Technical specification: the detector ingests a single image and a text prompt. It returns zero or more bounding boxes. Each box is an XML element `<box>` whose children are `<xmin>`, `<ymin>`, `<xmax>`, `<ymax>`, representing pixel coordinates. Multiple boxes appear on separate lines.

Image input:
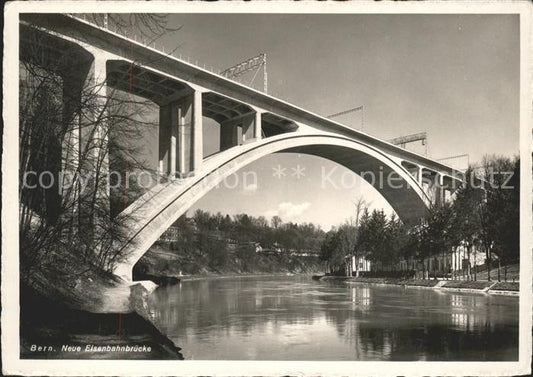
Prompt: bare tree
<box><xmin>478</xmin><ymin>155</ymin><xmax>519</xmax><ymax>281</ymax></box>
<box><xmin>19</xmin><ymin>15</ymin><xmax>175</xmax><ymax>289</ymax></box>
<box><xmin>82</xmin><ymin>13</ymin><xmax>181</xmax><ymax>45</ymax></box>
<box><xmin>353</xmin><ymin>196</ymin><xmax>369</xmax><ymax>228</ymax></box>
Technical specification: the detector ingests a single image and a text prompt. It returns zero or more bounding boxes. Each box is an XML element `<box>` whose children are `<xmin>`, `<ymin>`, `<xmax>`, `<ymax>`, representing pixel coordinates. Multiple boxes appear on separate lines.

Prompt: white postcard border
<box><xmin>3</xmin><ymin>1</ymin><xmax>532</xmax><ymax>376</ymax></box>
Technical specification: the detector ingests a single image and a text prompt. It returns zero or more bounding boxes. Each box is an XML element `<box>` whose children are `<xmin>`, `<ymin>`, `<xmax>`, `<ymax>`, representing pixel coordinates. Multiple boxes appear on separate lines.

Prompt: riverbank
<box><xmin>134</xmin><ymin>244</ymin><xmax>323</xmax><ymax>283</ymax></box>
<box><xmin>177</xmin><ymin>272</ymin><xmax>302</xmax><ymax>282</ymax></box>
<box><xmin>20</xmin><ymin>284</ymin><xmax>184</xmax><ymax>360</ymax></box>
<box><xmin>315</xmin><ymin>276</ymin><xmax>519</xmax><ymax>296</ymax></box>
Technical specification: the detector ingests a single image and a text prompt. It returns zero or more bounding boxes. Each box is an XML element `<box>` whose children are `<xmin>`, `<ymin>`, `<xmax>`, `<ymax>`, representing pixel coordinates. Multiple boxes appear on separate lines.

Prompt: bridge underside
<box><xmin>113</xmin><ymin>134</ymin><xmax>431</xmax><ymax>281</ymax></box>
<box><xmin>283</xmin><ymin>145</ymin><xmax>428</xmax><ymax>222</ymax></box>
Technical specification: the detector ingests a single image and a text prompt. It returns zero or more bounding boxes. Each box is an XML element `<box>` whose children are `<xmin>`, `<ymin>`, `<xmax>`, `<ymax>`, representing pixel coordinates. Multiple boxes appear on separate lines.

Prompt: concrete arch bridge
<box><xmin>20</xmin><ymin>14</ymin><xmax>465</xmax><ymax>281</ymax></box>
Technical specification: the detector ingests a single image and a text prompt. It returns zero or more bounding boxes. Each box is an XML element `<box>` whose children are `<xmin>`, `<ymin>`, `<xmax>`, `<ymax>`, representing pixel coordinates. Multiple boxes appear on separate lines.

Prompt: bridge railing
<box><xmin>66</xmin><ymin>13</ymin><xmax>265</xmax><ymax>89</ymax></box>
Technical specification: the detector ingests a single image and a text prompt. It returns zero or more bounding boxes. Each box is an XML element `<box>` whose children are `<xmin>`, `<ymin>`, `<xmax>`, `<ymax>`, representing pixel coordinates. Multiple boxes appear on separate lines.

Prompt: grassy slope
<box><xmin>442</xmin><ymin>280</ymin><xmax>493</xmax><ymax>289</ymax></box>
<box><xmin>474</xmin><ymin>264</ymin><xmax>519</xmax><ymax>282</ymax></box>
<box><xmin>490</xmin><ymin>282</ymin><xmax>519</xmax><ymax>291</ymax></box>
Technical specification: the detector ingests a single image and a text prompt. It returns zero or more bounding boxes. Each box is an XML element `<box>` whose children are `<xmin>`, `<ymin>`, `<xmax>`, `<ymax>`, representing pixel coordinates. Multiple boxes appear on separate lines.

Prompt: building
<box><xmin>159</xmin><ymin>226</ymin><xmax>182</xmax><ymax>243</ymax></box>
<box><xmin>347</xmin><ymin>255</ymin><xmax>372</xmax><ymax>277</ymax></box>
<box><xmin>398</xmin><ymin>244</ymin><xmax>490</xmax><ymax>279</ymax></box>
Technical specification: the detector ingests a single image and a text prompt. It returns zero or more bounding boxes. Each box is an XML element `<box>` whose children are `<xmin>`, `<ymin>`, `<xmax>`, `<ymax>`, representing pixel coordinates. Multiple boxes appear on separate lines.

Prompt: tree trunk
<box><xmin>473</xmin><ymin>247</ymin><xmax>477</xmax><ymax>281</ymax></box>
<box><xmin>497</xmin><ymin>259</ymin><xmax>501</xmax><ymax>282</ymax></box>
<box><xmin>455</xmin><ymin>249</ymin><xmax>458</xmax><ymax>280</ymax></box>
<box><xmin>467</xmin><ymin>246</ymin><xmax>471</xmax><ymax>281</ymax></box>
<box><xmin>452</xmin><ymin>250</ymin><xmax>456</xmax><ymax>280</ymax></box>
<box><xmin>344</xmin><ymin>261</ymin><xmax>351</xmax><ymax>276</ymax></box>
<box><xmin>441</xmin><ymin>251</ymin><xmax>444</xmax><ymax>279</ymax></box>
<box><xmin>462</xmin><ymin>248</ymin><xmax>465</xmax><ymax>281</ymax></box>
<box><xmin>454</xmin><ymin>249</ymin><xmax>458</xmax><ymax>280</ymax></box>
<box><xmin>504</xmin><ymin>264</ymin><xmax>508</xmax><ymax>282</ymax></box>
<box><xmin>486</xmin><ymin>247</ymin><xmax>491</xmax><ymax>282</ymax></box>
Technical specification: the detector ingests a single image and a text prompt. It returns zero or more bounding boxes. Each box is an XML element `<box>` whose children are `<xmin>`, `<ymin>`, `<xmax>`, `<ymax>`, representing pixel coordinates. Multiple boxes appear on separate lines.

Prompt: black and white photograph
<box><xmin>2</xmin><ymin>1</ymin><xmax>532</xmax><ymax>376</ymax></box>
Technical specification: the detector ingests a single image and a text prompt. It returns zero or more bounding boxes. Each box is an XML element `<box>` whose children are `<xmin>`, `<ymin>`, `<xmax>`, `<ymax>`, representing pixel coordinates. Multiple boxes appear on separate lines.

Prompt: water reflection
<box><xmin>351</xmin><ymin>286</ymin><xmax>371</xmax><ymax>310</ymax></box>
<box><xmin>147</xmin><ymin>276</ymin><xmax>518</xmax><ymax>360</ymax></box>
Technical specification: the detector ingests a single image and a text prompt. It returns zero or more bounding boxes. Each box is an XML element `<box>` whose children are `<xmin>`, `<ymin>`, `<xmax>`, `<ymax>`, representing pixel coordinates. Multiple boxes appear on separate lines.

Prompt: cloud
<box><xmin>264</xmin><ymin>201</ymin><xmax>311</xmax><ymax>221</ymax></box>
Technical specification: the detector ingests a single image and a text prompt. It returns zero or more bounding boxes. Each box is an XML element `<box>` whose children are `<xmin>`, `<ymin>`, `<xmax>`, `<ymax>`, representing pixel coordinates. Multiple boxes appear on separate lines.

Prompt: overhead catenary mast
<box><xmin>327</xmin><ymin>105</ymin><xmax>364</xmax><ymax>131</ymax></box>
<box><xmin>388</xmin><ymin>132</ymin><xmax>428</xmax><ymax>156</ymax></box>
<box><xmin>220</xmin><ymin>53</ymin><xmax>268</xmax><ymax>93</ymax></box>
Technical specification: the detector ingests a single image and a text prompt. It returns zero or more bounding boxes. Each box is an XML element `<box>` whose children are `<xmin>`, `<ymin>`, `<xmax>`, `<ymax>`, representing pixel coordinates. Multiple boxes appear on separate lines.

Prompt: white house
<box><xmin>347</xmin><ymin>255</ymin><xmax>372</xmax><ymax>277</ymax></box>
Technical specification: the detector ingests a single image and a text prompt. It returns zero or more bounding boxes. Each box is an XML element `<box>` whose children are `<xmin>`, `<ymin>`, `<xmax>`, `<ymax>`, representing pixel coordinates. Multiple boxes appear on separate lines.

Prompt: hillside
<box><xmin>134</xmin><ymin>243</ymin><xmax>324</xmax><ymax>279</ymax></box>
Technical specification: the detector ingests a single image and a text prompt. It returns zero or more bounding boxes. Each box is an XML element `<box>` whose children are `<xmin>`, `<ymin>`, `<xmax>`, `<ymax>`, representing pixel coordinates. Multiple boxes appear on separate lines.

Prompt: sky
<box><xmin>141</xmin><ymin>13</ymin><xmax>520</xmax><ymax>231</ymax></box>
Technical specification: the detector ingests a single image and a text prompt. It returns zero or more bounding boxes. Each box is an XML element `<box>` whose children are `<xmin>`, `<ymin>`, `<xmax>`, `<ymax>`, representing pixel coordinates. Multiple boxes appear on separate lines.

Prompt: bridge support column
<box><xmin>176</xmin><ymin>96</ymin><xmax>193</xmax><ymax>175</ymax></box>
<box><xmin>76</xmin><ymin>54</ymin><xmax>110</xmax><ymax>191</ymax></box>
<box><xmin>75</xmin><ymin>53</ymin><xmax>110</xmax><ymax>245</ymax></box>
<box><xmin>220</xmin><ymin>110</ymin><xmax>262</xmax><ymax>149</ymax></box>
<box><xmin>433</xmin><ymin>173</ymin><xmax>444</xmax><ymax>206</ymax></box>
<box><xmin>158</xmin><ymin>103</ymin><xmax>173</xmax><ymax>175</ymax></box>
<box><xmin>220</xmin><ymin>121</ymin><xmax>239</xmax><ymax>151</ymax></box>
<box><xmin>192</xmin><ymin>90</ymin><xmax>203</xmax><ymax>172</ymax></box>
<box><xmin>242</xmin><ymin>114</ymin><xmax>255</xmax><ymax>143</ymax></box>
<box><xmin>242</xmin><ymin>111</ymin><xmax>262</xmax><ymax>143</ymax></box>
<box><xmin>62</xmin><ymin>63</ymin><xmax>88</xmax><ymax>181</ymax></box>
<box><xmin>443</xmin><ymin>188</ymin><xmax>451</xmax><ymax>202</ymax></box>
<box><xmin>159</xmin><ymin>90</ymin><xmax>203</xmax><ymax>177</ymax></box>
<box><xmin>254</xmin><ymin>111</ymin><xmax>262</xmax><ymax>141</ymax></box>
<box><xmin>60</xmin><ymin>60</ymin><xmax>93</xmax><ymax>224</ymax></box>
<box><xmin>421</xmin><ymin>168</ymin><xmax>446</xmax><ymax>207</ymax></box>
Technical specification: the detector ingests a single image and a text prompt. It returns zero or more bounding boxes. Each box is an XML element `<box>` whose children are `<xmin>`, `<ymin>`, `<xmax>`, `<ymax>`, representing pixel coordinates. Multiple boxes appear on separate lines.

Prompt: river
<box><xmin>146</xmin><ymin>276</ymin><xmax>518</xmax><ymax>361</ymax></box>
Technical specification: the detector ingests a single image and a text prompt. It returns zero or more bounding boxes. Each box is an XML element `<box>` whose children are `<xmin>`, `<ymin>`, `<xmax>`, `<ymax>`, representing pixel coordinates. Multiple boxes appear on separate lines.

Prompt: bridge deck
<box><xmin>20</xmin><ymin>13</ymin><xmax>464</xmax><ymax>181</ymax></box>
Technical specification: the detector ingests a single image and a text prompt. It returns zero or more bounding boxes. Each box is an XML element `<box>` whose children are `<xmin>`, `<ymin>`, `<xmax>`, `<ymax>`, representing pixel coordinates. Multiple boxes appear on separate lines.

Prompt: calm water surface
<box><xmin>147</xmin><ymin>276</ymin><xmax>518</xmax><ymax>360</ymax></box>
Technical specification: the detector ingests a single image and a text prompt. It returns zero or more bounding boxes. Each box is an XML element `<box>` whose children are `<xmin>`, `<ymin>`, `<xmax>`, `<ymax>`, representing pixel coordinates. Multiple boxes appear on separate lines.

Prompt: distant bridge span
<box><xmin>19</xmin><ymin>14</ymin><xmax>465</xmax><ymax>281</ymax></box>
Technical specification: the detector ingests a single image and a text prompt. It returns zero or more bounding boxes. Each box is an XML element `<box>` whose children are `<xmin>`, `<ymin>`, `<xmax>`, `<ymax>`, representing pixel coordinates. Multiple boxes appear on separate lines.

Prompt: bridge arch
<box><xmin>114</xmin><ymin>132</ymin><xmax>432</xmax><ymax>281</ymax></box>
